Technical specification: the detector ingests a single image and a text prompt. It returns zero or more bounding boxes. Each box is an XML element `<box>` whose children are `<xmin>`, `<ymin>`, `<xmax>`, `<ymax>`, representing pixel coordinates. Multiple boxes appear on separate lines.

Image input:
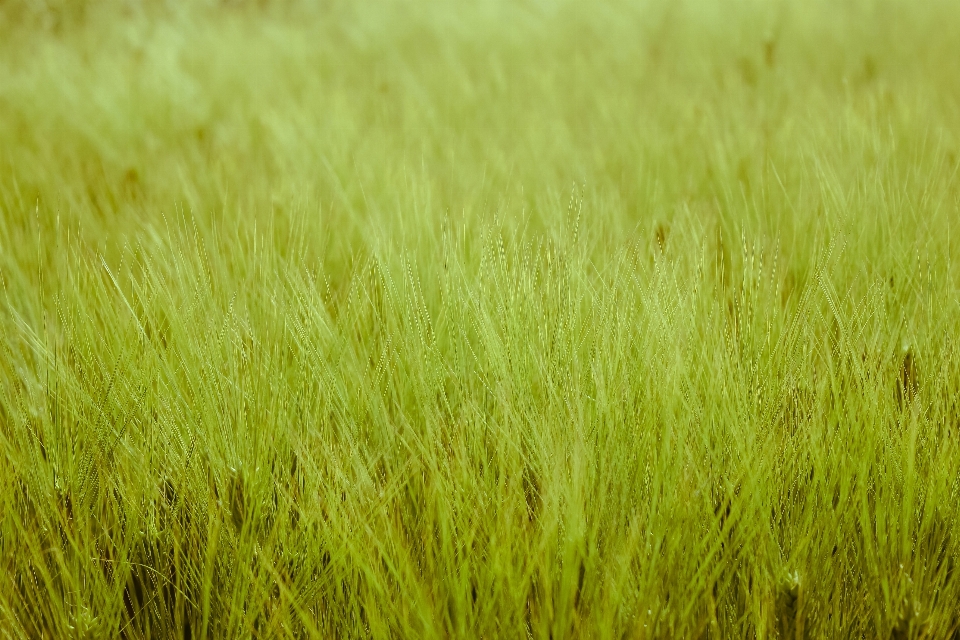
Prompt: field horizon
<box><xmin>2</xmin><ymin>1</ymin><xmax>960</xmax><ymax>637</ymax></box>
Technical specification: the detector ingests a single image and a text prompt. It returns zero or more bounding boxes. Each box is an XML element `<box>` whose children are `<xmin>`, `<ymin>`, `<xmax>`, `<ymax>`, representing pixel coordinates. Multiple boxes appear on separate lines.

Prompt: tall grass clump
<box><xmin>2</xmin><ymin>0</ymin><xmax>960</xmax><ymax>637</ymax></box>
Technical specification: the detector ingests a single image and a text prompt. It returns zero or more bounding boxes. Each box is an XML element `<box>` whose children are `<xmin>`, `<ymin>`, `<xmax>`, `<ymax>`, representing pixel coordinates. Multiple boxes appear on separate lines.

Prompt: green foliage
<box><xmin>2</xmin><ymin>0</ymin><xmax>960</xmax><ymax>637</ymax></box>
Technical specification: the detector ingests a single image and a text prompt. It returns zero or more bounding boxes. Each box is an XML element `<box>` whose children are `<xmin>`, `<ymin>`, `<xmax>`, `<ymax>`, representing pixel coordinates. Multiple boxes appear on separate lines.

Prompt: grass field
<box><xmin>2</xmin><ymin>0</ymin><xmax>960</xmax><ymax>637</ymax></box>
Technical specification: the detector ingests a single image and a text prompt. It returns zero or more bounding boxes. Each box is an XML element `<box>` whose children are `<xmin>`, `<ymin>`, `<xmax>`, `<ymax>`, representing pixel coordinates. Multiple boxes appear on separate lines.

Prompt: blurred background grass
<box><xmin>2</xmin><ymin>0</ymin><xmax>960</xmax><ymax>637</ymax></box>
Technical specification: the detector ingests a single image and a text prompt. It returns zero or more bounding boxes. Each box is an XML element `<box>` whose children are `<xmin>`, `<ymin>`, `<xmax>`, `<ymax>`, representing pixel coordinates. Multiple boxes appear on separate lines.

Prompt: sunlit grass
<box><xmin>1</xmin><ymin>0</ymin><xmax>960</xmax><ymax>637</ymax></box>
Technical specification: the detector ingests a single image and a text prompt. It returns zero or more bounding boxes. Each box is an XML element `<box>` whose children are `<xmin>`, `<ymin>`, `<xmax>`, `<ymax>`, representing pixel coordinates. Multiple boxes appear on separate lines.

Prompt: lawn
<box><xmin>1</xmin><ymin>0</ymin><xmax>960</xmax><ymax>637</ymax></box>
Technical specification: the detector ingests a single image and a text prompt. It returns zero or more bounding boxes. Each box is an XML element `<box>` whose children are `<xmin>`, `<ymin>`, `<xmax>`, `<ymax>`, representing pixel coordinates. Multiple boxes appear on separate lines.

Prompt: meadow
<box><xmin>2</xmin><ymin>0</ymin><xmax>960</xmax><ymax>637</ymax></box>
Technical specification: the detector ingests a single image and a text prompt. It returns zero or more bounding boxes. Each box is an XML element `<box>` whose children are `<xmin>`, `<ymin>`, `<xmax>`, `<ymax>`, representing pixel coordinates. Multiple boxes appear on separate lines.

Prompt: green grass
<box><xmin>2</xmin><ymin>0</ymin><xmax>960</xmax><ymax>637</ymax></box>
